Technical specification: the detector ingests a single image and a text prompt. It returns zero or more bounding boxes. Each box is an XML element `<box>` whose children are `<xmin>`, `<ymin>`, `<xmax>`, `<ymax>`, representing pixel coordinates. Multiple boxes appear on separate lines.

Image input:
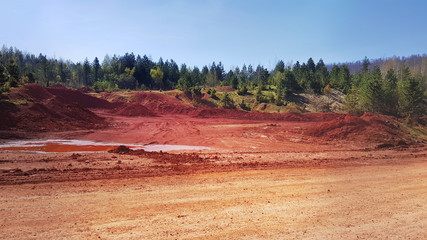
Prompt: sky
<box><xmin>2</xmin><ymin>0</ymin><xmax>427</xmax><ymax>69</ymax></box>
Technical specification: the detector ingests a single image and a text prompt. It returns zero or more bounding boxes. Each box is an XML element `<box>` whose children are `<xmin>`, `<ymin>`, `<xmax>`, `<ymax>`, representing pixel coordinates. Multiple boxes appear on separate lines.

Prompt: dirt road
<box><xmin>1</xmin><ymin>159</ymin><xmax>426</xmax><ymax>239</ymax></box>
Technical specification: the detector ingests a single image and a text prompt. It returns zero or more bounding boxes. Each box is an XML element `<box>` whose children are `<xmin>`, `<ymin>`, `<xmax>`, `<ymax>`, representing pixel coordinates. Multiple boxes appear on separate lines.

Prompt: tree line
<box><xmin>0</xmin><ymin>45</ymin><xmax>425</xmax><ymax>118</ymax></box>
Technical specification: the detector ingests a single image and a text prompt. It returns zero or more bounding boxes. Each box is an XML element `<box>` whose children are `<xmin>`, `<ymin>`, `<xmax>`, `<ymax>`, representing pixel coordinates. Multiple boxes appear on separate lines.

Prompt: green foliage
<box><xmin>362</xmin><ymin>57</ymin><xmax>370</xmax><ymax>73</ymax></box>
<box><xmin>267</xmin><ymin>92</ymin><xmax>275</xmax><ymax>103</ymax></box>
<box><xmin>239</xmin><ymin>100</ymin><xmax>251</xmax><ymax>111</ymax></box>
<box><xmin>93</xmin><ymin>57</ymin><xmax>100</xmax><ymax>83</ymax></box>
<box><xmin>398</xmin><ymin>75</ymin><xmax>425</xmax><ymax>117</ymax></box>
<box><xmin>83</xmin><ymin>58</ymin><xmax>91</xmax><ymax>86</ymax></box>
<box><xmin>93</xmin><ymin>80</ymin><xmax>118</xmax><ymax>91</ymax></box>
<box><xmin>231</xmin><ymin>75</ymin><xmax>238</xmax><ymax>89</ymax></box>
<box><xmin>330</xmin><ymin>65</ymin><xmax>351</xmax><ymax>93</ymax></box>
<box><xmin>190</xmin><ymin>87</ymin><xmax>202</xmax><ymax>102</ymax></box>
<box><xmin>255</xmin><ymin>86</ymin><xmax>264</xmax><ymax>103</ymax></box>
<box><xmin>0</xmin><ymin>57</ymin><xmax>17</xmax><ymax>93</ymax></box>
<box><xmin>117</xmin><ymin>67</ymin><xmax>137</xmax><ymax>89</ymax></box>
<box><xmin>221</xmin><ymin>92</ymin><xmax>235</xmax><ymax>109</ymax></box>
<box><xmin>382</xmin><ymin>69</ymin><xmax>398</xmax><ymax>115</ymax></box>
<box><xmin>237</xmin><ymin>85</ymin><xmax>249</xmax><ymax>95</ymax></box>
<box><xmin>345</xmin><ymin>86</ymin><xmax>363</xmax><ymax>115</ymax></box>
<box><xmin>1</xmin><ymin>81</ymin><xmax>11</xmax><ymax>93</ymax></box>
<box><xmin>207</xmin><ymin>88</ymin><xmax>218</xmax><ymax>99</ymax></box>
<box><xmin>274</xmin><ymin>60</ymin><xmax>285</xmax><ymax>73</ymax></box>
<box><xmin>359</xmin><ymin>66</ymin><xmax>384</xmax><ymax>113</ymax></box>
<box><xmin>205</xmin><ymin>71</ymin><xmax>219</xmax><ymax>87</ymax></box>
<box><xmin>150</xmin><ymin>66</ymin><xmax>164</xmax><ymax>89</ymax></box>
<box><xmin>177</xmin><ymin>72</ymin><xmax>193</xmax><ymax>93</ymax></box>
<box><xmin>1</xmin><ymin>45</ymin><xmax>427</xmax><ymax>118</ymax></box>
<box><xmin>275</xmin><ymin>88</ymin><xmax>286</xmax><ymax>106</ymax></box>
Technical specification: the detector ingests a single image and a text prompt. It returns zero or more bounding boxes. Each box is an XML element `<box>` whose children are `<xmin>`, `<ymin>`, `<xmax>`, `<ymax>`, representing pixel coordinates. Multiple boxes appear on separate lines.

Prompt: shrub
<box><xmin>239</xmin><ymin>100</ymin><xmax>251</xmax><ymax>111</ymax></box>
<box><xmin>191</xmin><ymin>87</ymin><xmax>202</xmax><ymax>102</ymax></box>
<box><xmin>93</xmin><ymin>81</ymin><xmax>118</xmax><ymax>92</ymax></box>
<box><xmin>221</xmin><ymin>92</ymin><xmax>235</xmax><ymax>109</ymax></box>
<box><xmin>237</xmin><ymin>85</ymin><xmax>248</xmax><ymax>95</ymax></box>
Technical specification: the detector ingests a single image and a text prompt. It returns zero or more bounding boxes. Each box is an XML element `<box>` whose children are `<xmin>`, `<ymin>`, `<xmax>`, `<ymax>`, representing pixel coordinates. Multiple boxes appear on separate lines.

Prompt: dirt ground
<box><xmin>0</xmin><ymin>157</ymin><xmax>426</xmax><ymax>239</ymax></box>
<box><xmin>0</xmin><ymin>86</ymin><xmax>426</xmax><ymax>239</ymax></box>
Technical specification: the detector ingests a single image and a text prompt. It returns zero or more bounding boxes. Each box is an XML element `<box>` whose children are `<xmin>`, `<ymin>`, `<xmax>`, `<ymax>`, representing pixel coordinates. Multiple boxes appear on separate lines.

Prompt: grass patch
<box><xmin>401</xmin><ymin>123</ymin><xmax>427</xmax><ymax>141</ymax></box>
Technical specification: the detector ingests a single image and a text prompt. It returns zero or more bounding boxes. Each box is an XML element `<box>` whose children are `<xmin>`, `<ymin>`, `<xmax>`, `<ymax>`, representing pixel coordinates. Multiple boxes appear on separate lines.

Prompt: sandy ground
<box><xmin>1</xmin><ymin>161</ymin><xmax>426</xmax><ymax>239</ymax></box>
<box><xmin>1</xmin><ymin>111</ymin><xmax>426</xmax><ymax>239</ymax></box>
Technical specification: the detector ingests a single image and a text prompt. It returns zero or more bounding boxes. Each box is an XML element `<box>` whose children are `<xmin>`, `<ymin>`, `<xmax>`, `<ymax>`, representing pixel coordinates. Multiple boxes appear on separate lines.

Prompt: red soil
<box><xmin>132</xmin><ymin>92</ymin><xmax>196</xmax><ymax>114</ymax></box>
<box><xmin>46</xmin><ymin>85</ymin><xmax>117</xmax><ymax>109</ymax></box>
<box><xmin>1</xmin><ymin>85</ymin><xmax>426</xmax><ymax>240</ymax></box>
<box><xmin>307</xmin><ymin>112</ymin><xmax>410</xmax><ymax>144</ymax></box>
<box><xmin>8</xmin><ymin>83</ymin><xmax>53</xmax><ymax>102</ymax></box>
<box><xmin>0</xmin><ymin>102</ymin><xmax>18</xmax><ymax>129</ymax></box>
<box><xmin>0</xmin><ymin>84</ymin><xmax>416</xmax><ymax>147</ymax></box>
<box><xmin>112</xmin><ymin>102</ymin><xmax>158</xmax><ymax>117</ymax></box>
<box><xmin>1</xmin><ymin>84</ymin><xmax>106</xmax><ymax>132</ymax></box>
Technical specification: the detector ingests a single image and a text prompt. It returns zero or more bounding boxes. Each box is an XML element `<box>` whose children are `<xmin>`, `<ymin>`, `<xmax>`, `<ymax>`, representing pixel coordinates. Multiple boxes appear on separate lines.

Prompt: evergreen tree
<box><xmin>307</xmin><ymin>57</ymin><xmax>316</xmax><ymax>73</ymax></box>
<box><xmin>177</xmin><ymin>72</ymin><xmax>193</xmax><ymax>93</ymax></box>
<box><xmin>398</xmin><ymin>75</ymin><xmax>425</xmax><ymax>117</ymax></box>
<box><xmin>339</xmin><ymin>65</ymin><xmax>351</xmax><ymax>93</ymax></box>
<box><xmin>329</xmin><ymin>65</ymin><xmax>340</xmax><ymax>89</ymax></box>
<box><xmin>83</xmin><ymin>58</ymin><xmax>91</xmax><ymax>86</ymax></box>
<box><xmin>383</xmin><ymin>69</ymin><xmax>398</xmax><ymax>115</ymax></box>
<box><xmin>274</xmin><ymin>60</ymin><xmax>285</xmax><ymax>73</ymax></box>
<box><xmin>221</xmin><ymin>92</ymin><xmax>234</xmax><ymax>109</ymax></box>
<box><xmin>360</xmin><ymin>66</ymin><xmax>383</xmax><ymax>113</ymax></box>
<box><xmin>362</xmin><ymin>57</ymin><xmax>370</xmax><ymax>73</ymax></box>
<box><xmin>315</xmin><ymin>59</ymin><xmax>329</xmax><ymax>88</ymax></box>
<box><xmin>231</xmin><ymin>74</ymin><xmax>238</xmax><ymax>89</ymax></box>
<box><xmin>93</xmin><ymin>57</ymin><xmax>100</xmax><ymax>83</ymax></box>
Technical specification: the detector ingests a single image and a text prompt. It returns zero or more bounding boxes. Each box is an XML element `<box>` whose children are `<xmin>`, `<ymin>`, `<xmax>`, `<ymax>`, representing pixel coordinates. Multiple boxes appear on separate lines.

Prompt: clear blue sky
<box><xmin>2</xmin><ymin>0</ymin><xmax>427</xmax><ymax>69</ymax></box>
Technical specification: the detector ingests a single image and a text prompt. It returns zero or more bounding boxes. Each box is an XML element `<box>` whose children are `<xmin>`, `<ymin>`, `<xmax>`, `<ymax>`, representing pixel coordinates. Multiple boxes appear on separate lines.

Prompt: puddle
<box><xmin>0</xmin><ymin>139</ymin><xmax>210</xmax><ymax>153</ymax></box>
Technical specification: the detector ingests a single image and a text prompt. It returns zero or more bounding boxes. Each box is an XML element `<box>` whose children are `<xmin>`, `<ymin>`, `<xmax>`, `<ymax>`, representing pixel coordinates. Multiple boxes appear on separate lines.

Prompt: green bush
<box><xmin>93</xmin><ymin>81</ymin><xmax>118</xmax><ymax>91</ymax></box>
<box><xmin>237</xmin><ymin>85</ymin><xmax>248</xmax><ymax>95</ymax></box>
<box><xmin>239</xmin><ymin>100</ymin><xmax>251</xmax><ymax>111</ymax></box>
<box><xmin>221</xmin><ymin>92</ymin><xmax>235</xmax><ymax>109</ymax></box>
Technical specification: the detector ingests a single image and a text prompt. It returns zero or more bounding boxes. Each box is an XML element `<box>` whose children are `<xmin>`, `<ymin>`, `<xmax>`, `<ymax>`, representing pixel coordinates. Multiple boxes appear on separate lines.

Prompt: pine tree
<box><xmin>360</xmin><ymin>66</ymin><xmax>384</xmax><ymax>113</ymax></box>
<box><xmin>83</xmin><ymin>58</ymin><xmax>91</xmax><ymax>86</ymax></box>
<box><xmin>93</xmin><ymin>57</ymin><xmax>100</xmax><ymax>83</ymax></box>
<box><xmin>362</xmin><ymin>57</ymin><xmax>370</xmax><ymax>73</ymax></box>
<box><xmin>383</xmin><ymin>69</ymin><xmax>398</xmax><ymax>115</ymax></box>
<box><xmin>398</xmin><ymin>75</ymin><xmax>425</xmax><ymax>117</ymax></box>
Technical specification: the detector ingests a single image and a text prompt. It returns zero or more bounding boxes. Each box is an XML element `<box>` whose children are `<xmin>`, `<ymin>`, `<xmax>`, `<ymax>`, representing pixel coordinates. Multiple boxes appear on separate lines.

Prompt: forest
<box><xmin>0</xmin><ymin>45</ymin><xmax>425</xmax><ymax>118</ymax></box>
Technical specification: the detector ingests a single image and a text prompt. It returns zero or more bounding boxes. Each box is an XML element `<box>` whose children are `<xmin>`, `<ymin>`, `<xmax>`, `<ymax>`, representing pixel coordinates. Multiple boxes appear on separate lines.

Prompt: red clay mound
<box><xmin>0</xmin><ymin>101</ymin><xmax>18</xmax><ymax>129</ymax></box>
<box><xmin>8</xmin><ymin>83</ymin><xmax>53</xmax><ymax>102</ymax></box>
<box><xmin>112</xmin><ymin>103</ymin><xmax>158</xmax><ymax>117</ymax></box>
<box><xmin>307</xmin><ymin>112</ymin><xmax>410</xmax><ymax>145</ymax></box>
<box><xmin>1</xmin><ymin>84</ymin><xmax>106</xmax><ymax>132</ymax></box>
<box><xmin>132</xmin><ymin>92</ymin><xmax>196</xmax><ymax>114</ymax></box>
<box><xmin>5</xmin><ymin>99</ymin><xmax>106</xmax><ymax>132</ymax></box>
<box><xmin>46</xmin><ymin>85</ymin><xmax>118</xmax><ymax>109</ymax></box>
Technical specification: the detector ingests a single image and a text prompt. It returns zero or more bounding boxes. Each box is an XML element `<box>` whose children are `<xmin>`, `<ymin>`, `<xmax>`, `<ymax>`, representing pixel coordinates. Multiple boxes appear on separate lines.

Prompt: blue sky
<box><xmin>2</xmin><ymin>0</ymin><xmax>427</xmax><ymax>69</ymax></box>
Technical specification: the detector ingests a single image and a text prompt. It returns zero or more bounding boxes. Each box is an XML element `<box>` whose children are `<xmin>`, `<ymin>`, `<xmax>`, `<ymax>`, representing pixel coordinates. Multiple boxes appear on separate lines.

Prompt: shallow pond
<box><xmin>0</xmin><ymin>139</ymin><xmax>210</xmax><ymax>153</ymax></box>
